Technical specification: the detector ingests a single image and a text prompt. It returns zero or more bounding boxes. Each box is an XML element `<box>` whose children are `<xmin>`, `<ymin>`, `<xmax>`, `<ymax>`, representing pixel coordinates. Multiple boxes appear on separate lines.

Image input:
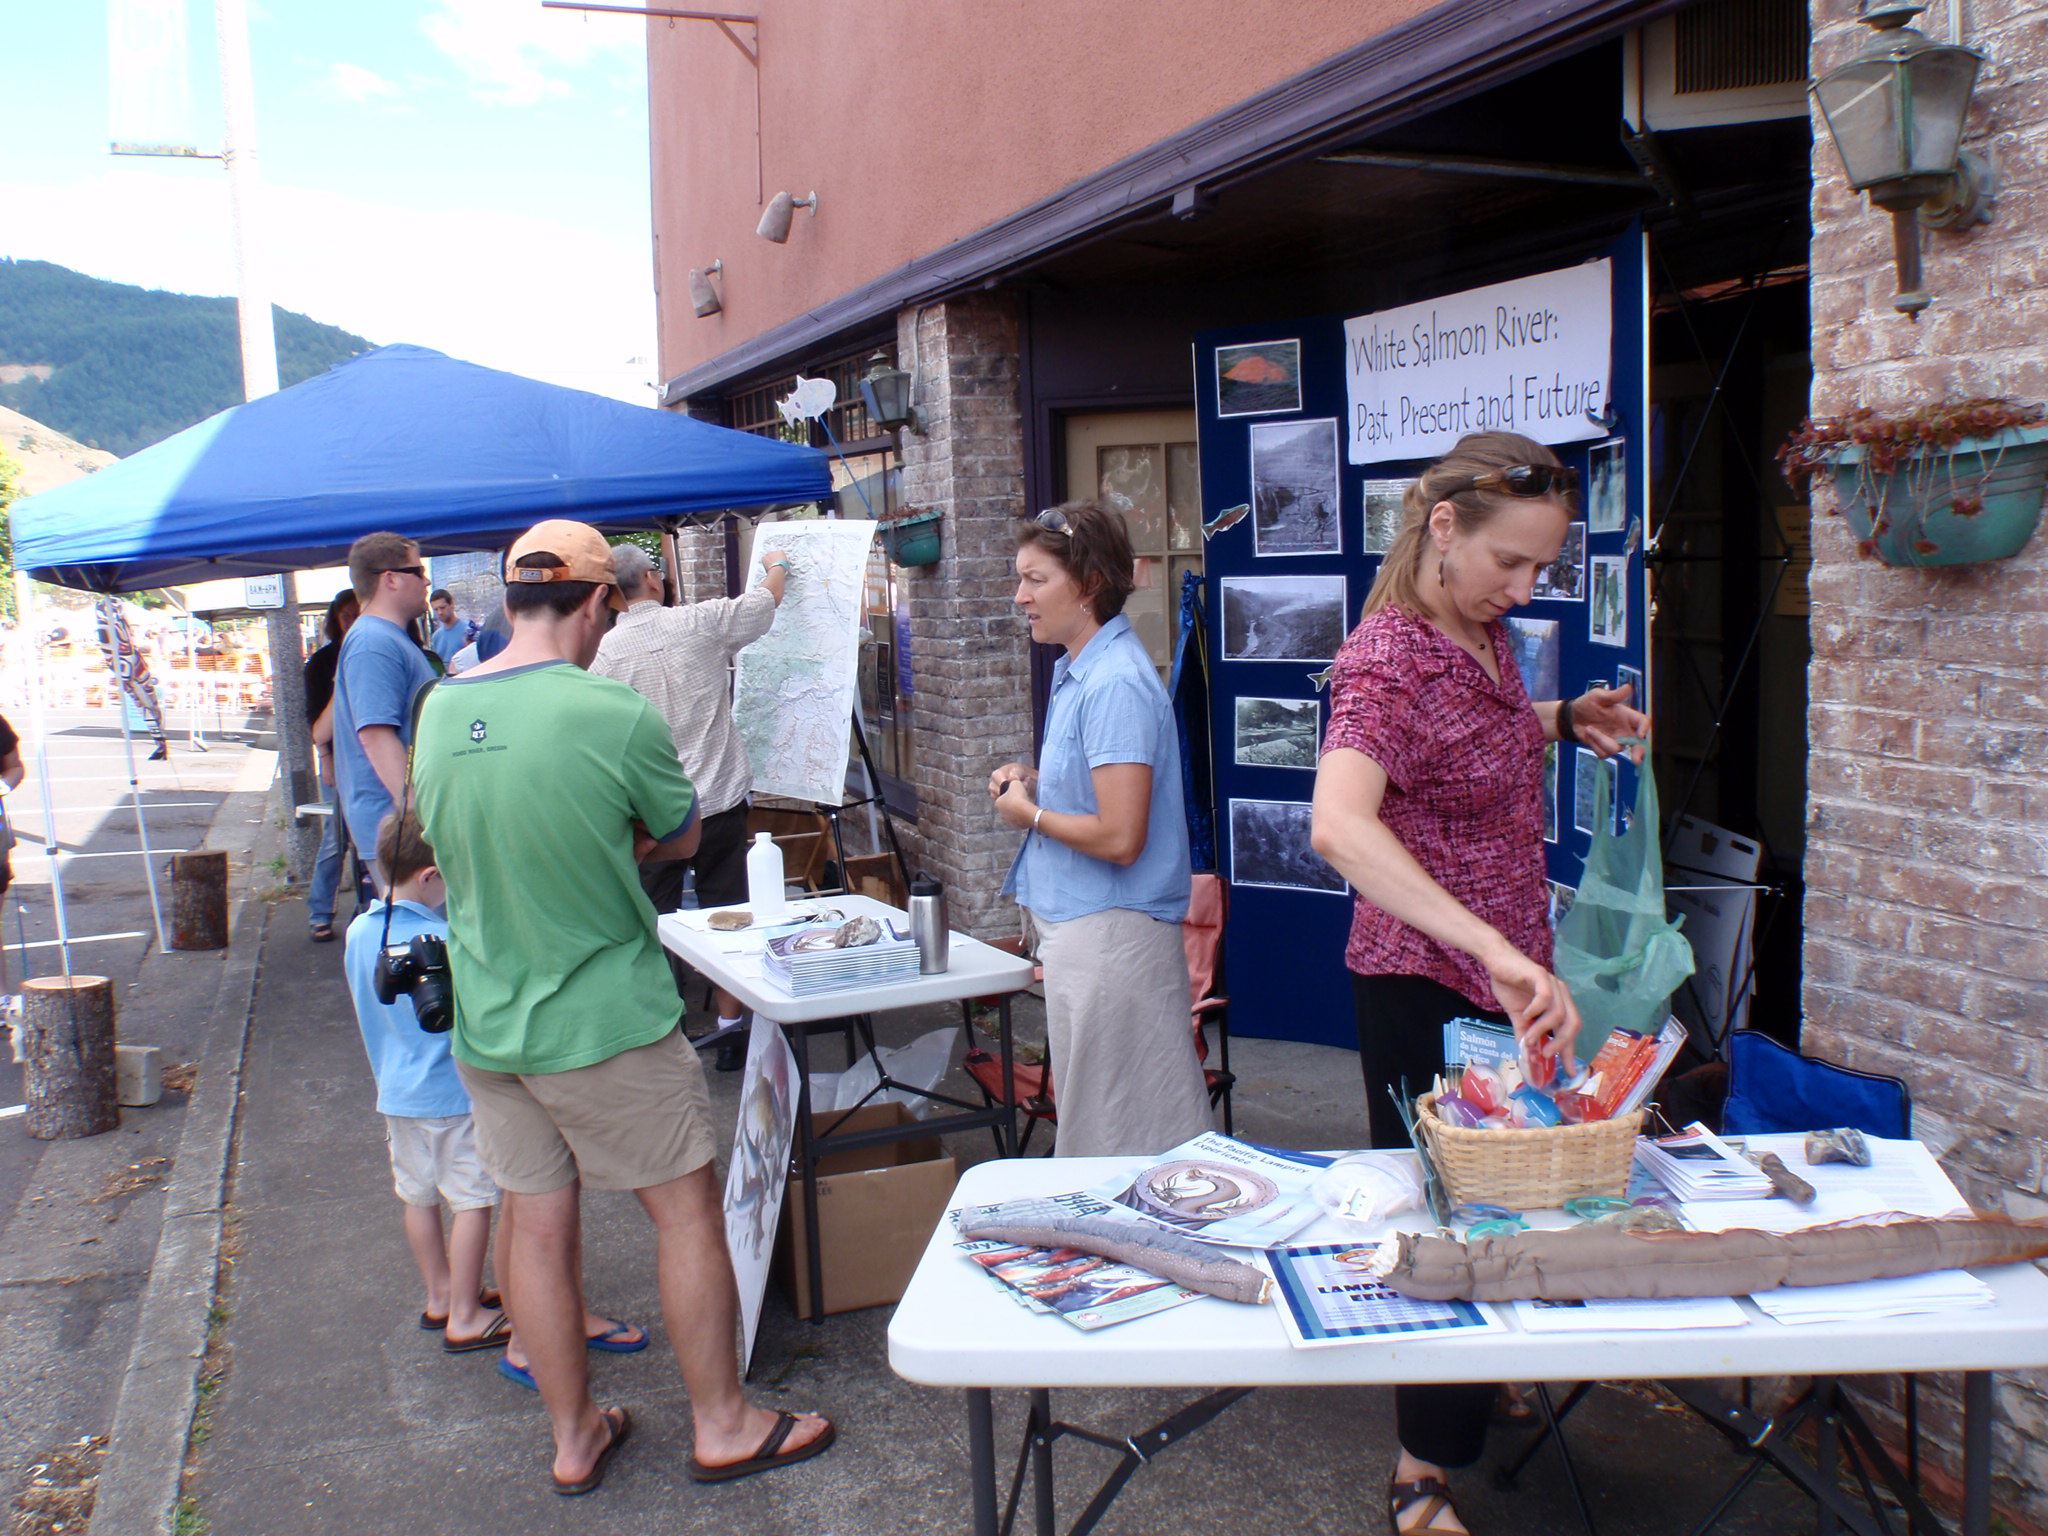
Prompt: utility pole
<box><xmin>213</xmin><ymin>0</ymin><xmax>315</xmax><ymax>864</ymax></box>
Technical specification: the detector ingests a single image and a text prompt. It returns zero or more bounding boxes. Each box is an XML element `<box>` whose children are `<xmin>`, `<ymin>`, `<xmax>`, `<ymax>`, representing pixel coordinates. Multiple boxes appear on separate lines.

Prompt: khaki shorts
<box><xmin>385</xmin><ymin>1113</ymin><xmax>500</xmax><ymax>1212</ymax></box>
<box><xmin>455</xmin><ymin>1026</ymin><xmax>716</xmax><ymax>1195</ymax></box>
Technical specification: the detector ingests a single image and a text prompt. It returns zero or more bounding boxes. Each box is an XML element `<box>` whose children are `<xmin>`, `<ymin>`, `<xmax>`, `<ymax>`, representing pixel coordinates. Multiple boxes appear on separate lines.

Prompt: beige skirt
<box><xmin>1026</xmin><ymin>905</ymin><xmax>1215</xmax><ymax>1158</ymax></box>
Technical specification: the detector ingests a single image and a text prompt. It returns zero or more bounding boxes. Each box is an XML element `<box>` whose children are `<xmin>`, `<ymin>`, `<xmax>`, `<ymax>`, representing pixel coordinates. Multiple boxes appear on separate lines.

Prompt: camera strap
<box><xmin>377</xmin><ymin>678</ymin><xmax>442</xmax><ymax>958</ymax></box>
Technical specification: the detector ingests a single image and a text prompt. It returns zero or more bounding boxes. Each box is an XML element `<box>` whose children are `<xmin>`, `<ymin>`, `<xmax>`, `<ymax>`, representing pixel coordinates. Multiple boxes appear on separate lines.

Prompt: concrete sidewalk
<box><xmin>174</xmin><ymin>896</ymin><xmax>1818</xmax><ymax>1536</ymax></box>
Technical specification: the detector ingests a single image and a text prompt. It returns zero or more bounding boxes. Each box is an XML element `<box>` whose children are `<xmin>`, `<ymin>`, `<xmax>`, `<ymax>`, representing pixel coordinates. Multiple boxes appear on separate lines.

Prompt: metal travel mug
<box><xmin>907</xmin><ymin>872</ymin><xmax>949</xmax><ymax>974</ymax></box>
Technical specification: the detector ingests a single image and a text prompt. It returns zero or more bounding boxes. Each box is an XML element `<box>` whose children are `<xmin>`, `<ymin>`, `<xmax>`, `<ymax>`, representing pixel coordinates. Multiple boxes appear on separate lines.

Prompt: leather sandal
<box><xmin>1389</xmin><ymin>1474</ymin><xmax>1465</xmax><ymax>1535</ymax></box>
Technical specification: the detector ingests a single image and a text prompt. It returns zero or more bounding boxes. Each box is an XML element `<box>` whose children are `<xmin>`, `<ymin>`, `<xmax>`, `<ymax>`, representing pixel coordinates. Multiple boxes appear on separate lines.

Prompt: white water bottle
<box><xmin>745</xmin><ymin>831</ymin><xmax>787</xmax><ymax>923</ymax></box>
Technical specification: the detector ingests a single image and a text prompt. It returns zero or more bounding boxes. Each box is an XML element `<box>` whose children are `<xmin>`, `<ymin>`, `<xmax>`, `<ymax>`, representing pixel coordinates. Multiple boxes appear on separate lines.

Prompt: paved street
<box><xmin>0</xmin><ymin>703</ymin><xmax>273</xmax><ymax>1227</ymax></box>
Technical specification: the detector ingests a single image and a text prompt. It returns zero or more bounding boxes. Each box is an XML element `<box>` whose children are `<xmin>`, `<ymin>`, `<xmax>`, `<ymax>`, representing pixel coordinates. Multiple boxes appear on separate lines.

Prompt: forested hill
<box><xmin>0</xmin><ymin>259</ymin><xmax>372</xmax><ymax>456</ymax></box>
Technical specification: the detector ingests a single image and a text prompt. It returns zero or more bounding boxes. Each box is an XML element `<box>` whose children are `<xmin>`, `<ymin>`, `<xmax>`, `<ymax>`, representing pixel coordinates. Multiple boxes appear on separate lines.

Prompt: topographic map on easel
<box><xmin>734</xmin><ymin>518</ymin><xmax>877</xmax><ymax>805</ymax></box>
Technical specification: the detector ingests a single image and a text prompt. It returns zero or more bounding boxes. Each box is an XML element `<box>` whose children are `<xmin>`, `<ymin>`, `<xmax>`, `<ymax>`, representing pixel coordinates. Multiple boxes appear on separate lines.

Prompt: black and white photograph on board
<box><xmin>1251</xmin><ymin>419</ymin><xmax>1341</xmax><ymax>556</ymax></box>
<box><xmin>1361</xmin><ymin>478</ymin><xmax>1407</xmax><ymax>555</ymax></box>
<box><xmin>1588</xmin><ymin>554</ymin><xmax>1629</xmax><ymax>645</ymax></box>
<box><xmin>1503</xmin><ymin>617</ymin><xmax>1560</xmax><ymax>704</ymax></box>
<box><xmin>1234</xmin><ymin>697</ymin><xmax>1321</xmax><ymax>769</ymax></box>
<box><xmin>1587</xmin><ymin>437</ymin><xmax>1627</xmax><ymax>534</ymax></box>
<box><xmin>1215</xmin><ymin>339</ymin><xmax>1303</xmax><ymax>418</ymax></box>
<box><xmin>1220</xmin><ymin>575</ymin><xmax>1347</xmax><ymax>661</ymax></box>
<box><xmin>1532</xmin><ymin>521</ymin><xmax>1586</xmax><ymax>601</ymax></box>
<box><xmin>1229</xmin><ymin>799</ymin><xmax>1346</xmax><ymax>894</ymax></box>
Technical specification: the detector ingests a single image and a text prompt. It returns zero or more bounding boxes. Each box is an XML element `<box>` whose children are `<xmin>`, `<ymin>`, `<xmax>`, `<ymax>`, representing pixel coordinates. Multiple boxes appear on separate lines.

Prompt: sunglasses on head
<box><xmin>1465</xmin><ymin>464</ymin><xmax>1578</xmax><ymax>499</ymax></box>
<box><xmin>1031</xmin><ymin>508</ymin><xmax>1073</xmax><ymax>535</ymax></box>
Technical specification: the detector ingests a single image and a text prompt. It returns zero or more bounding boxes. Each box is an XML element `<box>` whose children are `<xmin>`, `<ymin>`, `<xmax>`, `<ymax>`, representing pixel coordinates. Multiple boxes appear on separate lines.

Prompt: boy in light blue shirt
<box><xmin>345</xmin><ymin>810</ymin><xmax>507</xmax><ymax>1350</ymax></box>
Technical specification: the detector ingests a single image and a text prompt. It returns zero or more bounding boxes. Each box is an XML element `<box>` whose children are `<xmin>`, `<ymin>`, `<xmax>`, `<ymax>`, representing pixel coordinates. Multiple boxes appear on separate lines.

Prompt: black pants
<box><xmin>1353</xmin><ymin>971</ymin><xmax>1506</xmax><ymax>1470</ymax></box>
<box><xmin>641</xmin><ymin>803</ymin><xmax>751</xmax><ymax>1000</ymax></box>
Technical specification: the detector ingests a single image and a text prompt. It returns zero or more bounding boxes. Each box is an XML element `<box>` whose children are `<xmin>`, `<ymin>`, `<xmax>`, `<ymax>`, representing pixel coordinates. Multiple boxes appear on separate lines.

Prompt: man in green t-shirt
<box><xmin>414</xmin><ymin>520</ymin><xmax>833</xmax><ymax>1496</ymax></box>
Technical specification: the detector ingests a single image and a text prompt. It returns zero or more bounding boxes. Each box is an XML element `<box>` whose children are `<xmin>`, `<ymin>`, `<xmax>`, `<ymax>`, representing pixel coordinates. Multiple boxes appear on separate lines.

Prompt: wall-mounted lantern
<box><xmin>1811</xmin><ymin>1</ymin><xmax>1990</xmax><ymax>317</ymax></box>
<box><xmin>858</xmin><ymin>351</ymin><xmax>918</xmax><ymax>434</ymax></box>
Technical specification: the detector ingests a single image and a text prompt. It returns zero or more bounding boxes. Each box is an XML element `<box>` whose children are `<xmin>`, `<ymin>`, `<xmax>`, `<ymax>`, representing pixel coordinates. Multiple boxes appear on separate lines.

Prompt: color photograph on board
<box><xmin>1215</xmin><ymin>339</ymin><xmax>1303</xmax><ymax>418</ymax></box>
<box><xmin>1589</xmin><ymin>554</ymin><xmax>1629</xmax><ymax>645</ymax></box>
<box><xmin>1220</xmin><ymin>575</ymin><xmax>1347</xmax><ymax>662</ymax></box>
<box><xmin>1573</xmin><ymin>747</ymin><xmax>1617</xmax><ymax>836</ymax></box>
<box><xmin>1532</xmin><ymin>521</ymin><xmax>1586</xmax><ymax>601</ymax></box>
<box><xmin>1235</xmin><ymin>697</ymin><xmax>1321</xmax><ymax>769</ymax></box>
<box><xmin>1504</xmin><ymin>616</ymin><xmax>1561</xmax><ymax>703</ymax></box>
<box><xmin>1543</xmin><ymin>742</ymin><xmax>1560</xmax><ymax>844</ymax></box>
<box><xmin>1361</xmin><ymin>478</ymin><xmax>1407</xmax><ymax>555</ymax></box>
<box><xmin>1587</xmin><ymin>438</ymin><xmax>1627</xmax><ymax>533</ymax></box>
<box><xmin>1229</xmin><ymin>798</ymin><xmax>1347</xmax><ymax>893</ymax></box>
<box><xmin>1251</xmin><ymin>419</ymin><xmax>1342</xmax><ymax>556</ymax></box>
<box><xmin>1618</xmin><ymin>662</ymin><xmax>1644</xmax><ymax>707</ymax></box>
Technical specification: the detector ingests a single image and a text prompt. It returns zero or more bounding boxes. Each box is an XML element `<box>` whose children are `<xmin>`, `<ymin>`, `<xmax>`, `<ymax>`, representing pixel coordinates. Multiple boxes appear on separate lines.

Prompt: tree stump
<box><xmin>21</xmin><ymin>975</ymin><xmax>120</xmax><ymax>1139</ymax></box>
<box><xmin>170</xmin><ymin>850</ymin><xmax>229</xmax><ymax>951</ymax></box>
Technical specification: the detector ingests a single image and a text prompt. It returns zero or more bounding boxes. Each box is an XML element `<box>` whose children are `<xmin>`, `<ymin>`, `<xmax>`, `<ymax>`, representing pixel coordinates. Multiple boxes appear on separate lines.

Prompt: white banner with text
<box><xmin>1344</xmin><ymin>259</ymin><xmax>1613</xmax><ymax>464</ymax></box>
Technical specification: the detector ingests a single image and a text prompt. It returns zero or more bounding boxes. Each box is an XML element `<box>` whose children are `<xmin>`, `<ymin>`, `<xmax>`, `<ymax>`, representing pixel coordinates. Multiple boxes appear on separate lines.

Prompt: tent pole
<box><xmin>14</xmin><ymin>576</ymin><xmax>74</xmax><ymax>975</ymax></box>
<box><xmin>107</xmin><ymin>638</ymin><xmax>170</xmax><ymax>955</ymax></box>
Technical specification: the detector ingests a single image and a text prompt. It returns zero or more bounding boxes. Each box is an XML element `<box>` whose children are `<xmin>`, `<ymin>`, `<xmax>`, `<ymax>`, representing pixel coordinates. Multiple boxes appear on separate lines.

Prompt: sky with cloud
<box><xmin>1</xmin><ymin>0</ymin><xmax>659</xmax><ymax>403</ymax></box>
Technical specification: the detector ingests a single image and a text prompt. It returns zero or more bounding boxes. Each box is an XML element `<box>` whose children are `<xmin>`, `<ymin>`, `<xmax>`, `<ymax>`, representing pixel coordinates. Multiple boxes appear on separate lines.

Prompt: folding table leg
<box><xmin>1533</xmin><ymin>1382</ymin><xmax>1600</xmax><ymax>1536</ymax></box>
<box><xmin>1030</xmin><ymin>1388</ymin><xmax>1056</xmax><ymax>1536</ymax></box>
<box><xmin>968</xmin><ymin>1389</ymin><xmax>999</xmax><ymax>1536</ymax></box>
<box><xmin>1962</xmin><ymin>1372</ymin><xmax>1991</xmax><ymax>1536</ymax></box>
<box><xmin>786</xmin><ymin>1020</ymin><xmax>826</xmax><ymax>1324</ymax></box>
<box><xmin>997</xmin><ymin>995</ymin><xmax>1019</xmax><ymax>1157</ymax></box>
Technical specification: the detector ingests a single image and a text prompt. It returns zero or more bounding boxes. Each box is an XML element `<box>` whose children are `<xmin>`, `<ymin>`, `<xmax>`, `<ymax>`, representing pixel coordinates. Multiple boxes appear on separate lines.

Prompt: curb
<box><xmin>86</xmin><ymin>784</ymin><xmax>278</xmax><ymax>1536</ymax></box>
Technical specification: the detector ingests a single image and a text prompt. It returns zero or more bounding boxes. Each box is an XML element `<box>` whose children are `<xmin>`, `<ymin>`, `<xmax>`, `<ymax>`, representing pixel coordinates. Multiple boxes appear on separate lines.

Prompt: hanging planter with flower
<box><xmin>877</xmin><ymin>507</ymin><xmax>943</xmax><ymax>567</ymax></box>
<box><xmin>1778</xmin><ymin>398</ymin><xmax>2048</xmax><ymax>569</ymax></box>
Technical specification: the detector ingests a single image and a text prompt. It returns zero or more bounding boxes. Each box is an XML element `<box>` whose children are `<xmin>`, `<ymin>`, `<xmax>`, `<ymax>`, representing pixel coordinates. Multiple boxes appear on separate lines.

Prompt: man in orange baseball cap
<box><xmin>411</xmin><ymin>519</ymin><xmax>834</xmax><ymax>1496</ymax></box>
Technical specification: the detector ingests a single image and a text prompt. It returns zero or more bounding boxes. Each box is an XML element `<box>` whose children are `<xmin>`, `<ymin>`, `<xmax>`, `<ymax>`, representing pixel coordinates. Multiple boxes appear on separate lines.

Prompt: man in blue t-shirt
<box><xmin>334</xmin><ymin>531</ymin><xmax>439</xmax><ymax>886</ymax></box>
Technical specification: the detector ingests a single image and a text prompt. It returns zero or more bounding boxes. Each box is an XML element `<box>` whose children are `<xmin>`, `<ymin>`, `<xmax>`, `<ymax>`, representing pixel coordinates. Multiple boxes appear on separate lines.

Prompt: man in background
<box><xmin>592</xmin><ymin>541</ymin><xmax>789</xmax><ymax>1056</ymax></box>
<box><xmin>429</xmin><ymin>588</ymin><xmax>474</xmax><ymax>669</ymax></box>
<box><xmin>334</xmin><ymin>531</ymin><xmax>438</xmax><ymax>888</ymax></box>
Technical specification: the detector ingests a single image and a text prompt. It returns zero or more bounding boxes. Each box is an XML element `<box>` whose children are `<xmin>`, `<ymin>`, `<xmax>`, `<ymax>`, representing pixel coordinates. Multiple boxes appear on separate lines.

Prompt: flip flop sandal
<box><xmin>442</xmin><ymin>1310</ymin><xmax>512</xmax><ymax>1353</ymax></box>
<box><xmin>1492</xmin><ymin>1386</ymin><xmax>1538</xmax><ymax>1426</ymax></box>
<box><xmin>309</xmin><ymin>922</ymin><xmax>336</xmax><ymax>943</ymax></box>
<box><xmin>420</xmin><ymin>1289</ymin><xmax>504</xmax><ymax>1331</ymax></box>
<box><xmin>498</xmin><ymin>1357</ymin><xmax>537</xmax><ymax>1391</ymax></box>
<box><xmin>586</xmin><ymin>1320</ymin><xmax>648</xmax><ymax>1354</ymax></box>
<box><xmin>687</xmin><ymin>1412</ymin><xmax>835</xmax><ymax>1484</ymax></box>
<box><xmin>1388</xmin><ymin>1475</ymin><xmax>1466</xmax><ymax>1536</ymax></box>
<box><xmin>553</xmin><ymin>1406</ymin><xmax>632</xmax><ymax>1497</ymax></box>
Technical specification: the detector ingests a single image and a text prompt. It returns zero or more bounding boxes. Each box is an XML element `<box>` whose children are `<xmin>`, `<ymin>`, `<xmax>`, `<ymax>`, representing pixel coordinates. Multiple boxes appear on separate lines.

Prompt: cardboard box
<box><xmin>775</xmin><ymin>1101</ymin><xmax>958</xmax><ymax>1317</ymax></box>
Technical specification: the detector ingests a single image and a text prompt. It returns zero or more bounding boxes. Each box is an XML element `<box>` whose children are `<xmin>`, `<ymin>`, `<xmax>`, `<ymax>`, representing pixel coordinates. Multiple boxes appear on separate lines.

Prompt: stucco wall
<box><xmin>647</xmin><ymin>0</ymin><xmax>1425</xmax><ymax>381</ymax></box>
<box><xmin>1805</xmin><ymin>0</ymin><xmax>2048</xmax><ymax>1524</ymax></box>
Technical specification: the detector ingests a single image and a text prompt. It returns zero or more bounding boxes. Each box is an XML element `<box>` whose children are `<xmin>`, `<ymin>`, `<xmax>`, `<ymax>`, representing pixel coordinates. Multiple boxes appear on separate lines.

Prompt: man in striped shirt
<box><xmin>592</xmin><ymin>542</ymin><xmax>789</xmax><ymax>1046</ymax></box>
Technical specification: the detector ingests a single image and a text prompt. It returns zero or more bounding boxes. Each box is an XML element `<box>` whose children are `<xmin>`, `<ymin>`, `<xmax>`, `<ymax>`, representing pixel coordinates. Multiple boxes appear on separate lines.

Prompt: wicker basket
<box><xmin>1416</xmin><ymin>1092</ymin><xmax>1643</xmax><ymax>1209</ymax></box>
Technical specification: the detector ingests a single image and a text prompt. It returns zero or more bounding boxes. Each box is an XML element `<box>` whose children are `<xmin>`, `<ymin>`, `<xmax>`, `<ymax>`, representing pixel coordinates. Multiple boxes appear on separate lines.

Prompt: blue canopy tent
<box><xmin>14</xmin><ymin>343</ymin><xmax>830</xmax><ymax>592</ymax></box>
<box><xmin>9</xmin><ymin>343</ymin><xmax>828</xmax><ymax>972</ymax></box>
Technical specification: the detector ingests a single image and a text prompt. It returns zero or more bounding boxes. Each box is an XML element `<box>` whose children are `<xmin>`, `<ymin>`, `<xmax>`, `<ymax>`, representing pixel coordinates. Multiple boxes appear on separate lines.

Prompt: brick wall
<box><xmin>669</xmin><ymin>520</ymin><xmax>732</xmax><ymax>604</ymax></box>
<box><xmin>1806</xmin><ymin>1</ymin><xmax>2048</xmax><ymax>1523</ymax></box>
<box><xmin>891</xmin><ymin>294</ymin><xmax>1034</xmax><ymax>939</ymax></box>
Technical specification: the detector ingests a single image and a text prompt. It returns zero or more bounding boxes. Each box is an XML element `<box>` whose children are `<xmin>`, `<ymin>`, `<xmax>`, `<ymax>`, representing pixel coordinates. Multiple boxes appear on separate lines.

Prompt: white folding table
<box><xmin>891</xmin><ymin>1157</ymin><xmax>2048</xmax><ymax>1536</ymax></box>
<box><xmin>659</xmin><ymin>895</ymin><xmax>1037</xmax><ymax>1319</ymax></box>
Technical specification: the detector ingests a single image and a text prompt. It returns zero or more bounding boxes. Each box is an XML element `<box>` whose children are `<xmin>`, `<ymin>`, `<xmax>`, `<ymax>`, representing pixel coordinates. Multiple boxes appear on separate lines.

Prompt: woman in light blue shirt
<box><xmin>991</xmin><ymin>501</ymin><xmax>1211</xmax><ymax>1157</ymax></box>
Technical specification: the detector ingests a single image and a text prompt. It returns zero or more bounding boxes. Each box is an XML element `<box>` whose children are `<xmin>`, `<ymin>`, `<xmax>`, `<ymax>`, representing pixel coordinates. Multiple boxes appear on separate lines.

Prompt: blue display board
<box><xmin>1195</xmin><ymin>231</ymin><xmax>1650</xmax><ymax>1049</ymax></box>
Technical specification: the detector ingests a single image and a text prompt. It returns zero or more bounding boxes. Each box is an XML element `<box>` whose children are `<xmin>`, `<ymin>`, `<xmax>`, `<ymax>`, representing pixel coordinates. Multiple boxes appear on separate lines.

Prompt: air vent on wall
<box><xmin>1626</xmin><ymin>0</ymin><xmax>1812</xmax><ymax>131</ymax></box>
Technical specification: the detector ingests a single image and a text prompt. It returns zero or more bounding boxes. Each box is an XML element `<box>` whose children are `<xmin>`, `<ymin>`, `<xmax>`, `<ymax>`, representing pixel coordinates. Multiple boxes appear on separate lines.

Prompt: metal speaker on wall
<box><xmin>688</xmin><ymin>260</ymin><xmax>723</xmax><ymax>318</ymax></box>
<box><xmin>756</xmin><ymin>190</ymin><xmax>817</xmax><ymax>244</ymax></box>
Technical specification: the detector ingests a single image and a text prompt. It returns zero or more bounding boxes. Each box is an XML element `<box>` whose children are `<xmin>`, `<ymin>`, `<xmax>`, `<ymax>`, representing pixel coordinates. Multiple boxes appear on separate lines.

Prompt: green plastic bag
<box><xmin>1552</xmin><ymin>745</ymin><xmax>1694</xmax><ymax>1060</ymax></box>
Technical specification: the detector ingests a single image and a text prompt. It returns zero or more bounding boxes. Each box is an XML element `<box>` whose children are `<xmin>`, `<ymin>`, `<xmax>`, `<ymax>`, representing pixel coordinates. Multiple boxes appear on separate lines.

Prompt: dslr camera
<box><xmin>373</xmin><ymin>933</ymin><xmax>456</xmax><ymax>1034</ymax></box>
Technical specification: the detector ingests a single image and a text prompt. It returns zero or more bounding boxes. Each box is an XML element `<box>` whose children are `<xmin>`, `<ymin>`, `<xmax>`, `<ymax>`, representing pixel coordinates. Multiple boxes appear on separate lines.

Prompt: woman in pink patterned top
<box><xmin>1311</xmin><ymin>431</ymin><xmax>1646</xmax><ymax>1536</ymax></box>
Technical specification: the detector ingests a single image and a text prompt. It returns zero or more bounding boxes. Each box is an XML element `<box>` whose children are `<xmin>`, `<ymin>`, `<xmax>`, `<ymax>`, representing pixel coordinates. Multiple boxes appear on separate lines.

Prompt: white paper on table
<box><xmin>1680</xmin><ymin>1134</ymin><xmax>1971</xmax><ymax>1234</ymax></box>
<box><xmin>1749</xmin><ymin>1269</ymin><xmax>1994</xmax><ymax>1325</ymax></box>
<box><xmin>1511</xmin><ymin>1294</ymin><xmax>1750</xmax><ymax>1332</ymax></box>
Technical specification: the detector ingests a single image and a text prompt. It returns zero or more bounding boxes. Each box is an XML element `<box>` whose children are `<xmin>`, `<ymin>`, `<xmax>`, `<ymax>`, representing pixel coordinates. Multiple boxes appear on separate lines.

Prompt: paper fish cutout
<box><xmin>1203</xmin><ymin>503</ymin><xmax>1249</xmax><ymax>540</ymax></box>
<box><xmin>778</xmin><ymin>375</ymin><xmax>838</xmax><ymax>425</ymax></box>
<box><xmin>1306</xmin><ymin>665</ymin><xmax>1334</xmax><ymax>692</ymax></box>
